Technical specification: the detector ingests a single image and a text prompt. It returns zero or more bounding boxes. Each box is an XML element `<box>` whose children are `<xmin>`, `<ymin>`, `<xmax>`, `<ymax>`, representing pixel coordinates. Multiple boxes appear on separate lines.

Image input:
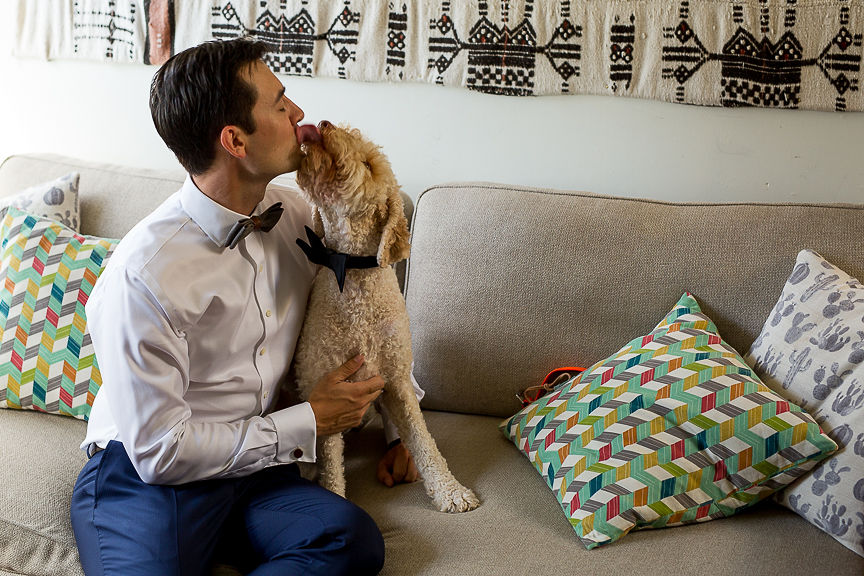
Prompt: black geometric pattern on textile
<box><xmin>386</xmin><ymin>3</ymin><xmax>408</xmax><ymax>79</ymax></box>
<box><xmin>211</xmin><ymin>2</ymin><xmax>360</xmax><ymax>77</ymax></box>
<box><xmin>72</xmin><ymin>0</ymin><xmax>138</xmax><ymax>61</ymax></box>
<box><xmin>428</xmin><ymin>3</ymin><xmax>582</xmax><ymax>96</ymax></box>
<box><xmin>662</xmin><ymin>1</ymin><xmax>862</xmax><ymax>110</ymax></box>
<box><xmin>609</xmin><ymin>14</ymin><xmax>635</xmax><ymax>92</ymax></box>
<box><xmin>720</xmin><ymin>28</ymin><xmax>807</xmax><ymax>108</ymax></box>
<box><xmin>818</xmin><ymin>27</ymin><xmax>862</xmax><ymax>96</ymax></box>
<box><xmin>784</xmin><ymin>0</ymin><xmax>798</xmax><ymax>29</ymax></box>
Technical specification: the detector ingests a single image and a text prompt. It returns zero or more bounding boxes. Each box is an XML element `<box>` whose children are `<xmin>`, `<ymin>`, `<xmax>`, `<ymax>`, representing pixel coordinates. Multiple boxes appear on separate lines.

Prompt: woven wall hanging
<box><xmin>13</xmin><ymin>1</ymin><xmax>864</xmax><ymax>111</ymax></box>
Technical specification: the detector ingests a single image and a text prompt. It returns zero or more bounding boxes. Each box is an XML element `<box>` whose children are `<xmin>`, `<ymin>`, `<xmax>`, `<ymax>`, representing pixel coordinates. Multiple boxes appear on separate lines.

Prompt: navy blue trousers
<box><xmin>70</xmin><ymin>441</ymin><xmax>384</xmax><ymax>576</ymax></box>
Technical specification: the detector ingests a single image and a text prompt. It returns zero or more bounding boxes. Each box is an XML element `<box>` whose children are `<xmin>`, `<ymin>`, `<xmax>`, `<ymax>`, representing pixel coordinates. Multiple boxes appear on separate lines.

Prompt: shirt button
<box><xmin>292</xmin><ymin>448</ymin><xmax>304</xmax><ymax>459</ymax></box>
<box><xmin>259</xmin><ymin>263</ymin><xmax>264</xmax><ymax>272</ymax></box>
<box><xmin>265</xmin><ymin>310</ymin><xmax>272</xmax><ymax>317</ymax></box>
<box><xmin>259</xmin><ymin>347</ymin><xmax>266</xmax><ymax>355</ymax></box>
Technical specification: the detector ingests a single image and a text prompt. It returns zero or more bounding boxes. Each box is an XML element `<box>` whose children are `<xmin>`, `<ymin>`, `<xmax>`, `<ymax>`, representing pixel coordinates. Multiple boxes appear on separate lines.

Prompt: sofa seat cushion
<box><xmin>0</xmin><ymin>410</ymin><xmax>86</xmax><ymax>576</ymax></box>
<box><xmin>1</xmin><ymin>408</ymin><xmax>862</xmax><ymax>575</ymax></box>
<box><xmin>0</xmin><ymin>410</ymin><xmax>246</xmax><ymax>576</ymax></box>
<box><xmin>344</xmin><ymin>410</ymin><xmax>863</xmax><ymax>575</ymax></box>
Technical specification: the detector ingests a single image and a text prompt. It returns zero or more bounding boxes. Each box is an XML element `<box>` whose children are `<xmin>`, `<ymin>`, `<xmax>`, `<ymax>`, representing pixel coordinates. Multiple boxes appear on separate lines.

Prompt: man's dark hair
<box><xmin>150</xmin><ymin>38</ymin><xmax>268</xmax><ymax>175</ymax></box>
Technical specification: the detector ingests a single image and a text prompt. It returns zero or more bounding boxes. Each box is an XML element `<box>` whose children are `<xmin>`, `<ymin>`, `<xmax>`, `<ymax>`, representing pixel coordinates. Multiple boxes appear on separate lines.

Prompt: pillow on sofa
<box><xmin>0</xmin><ymin>208</ymin><xmax>118</xmax><ymax>420</ymax></box>
<box><xmin>501</xmin><ymin>292</ymin><xmax>837</xmax><ymax>549</ymax></box>
<box><xmin>746</xmin><ymin>249</ymin><xmax>864</xmax><ymax>557</ymax></box>
<box><xmin>0</xmin><ymin>172</ymin><xmax>80</xmax><ymax>231</ymax></box>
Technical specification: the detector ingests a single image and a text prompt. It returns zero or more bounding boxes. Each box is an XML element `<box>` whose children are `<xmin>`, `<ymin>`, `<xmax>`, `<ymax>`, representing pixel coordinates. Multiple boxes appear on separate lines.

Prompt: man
<box><xmin>70</xmin><ymin>38</ymin><xmax>418</xmax><ymax>575</ymax></box>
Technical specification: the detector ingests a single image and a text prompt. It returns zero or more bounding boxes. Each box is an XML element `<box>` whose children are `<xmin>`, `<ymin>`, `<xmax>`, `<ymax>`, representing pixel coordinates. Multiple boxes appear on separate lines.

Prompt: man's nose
<box><xmin>291</xmin><ymin>101</ymin><xmax>304</xmax><ymax>124</ymax></box>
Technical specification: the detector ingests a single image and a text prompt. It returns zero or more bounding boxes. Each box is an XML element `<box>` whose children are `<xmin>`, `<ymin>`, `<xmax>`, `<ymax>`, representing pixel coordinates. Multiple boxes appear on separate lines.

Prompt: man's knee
<box><xmin>332</xmin><ymin>500</ymin><xmax>385</xmax><ymax>575</ymax></box>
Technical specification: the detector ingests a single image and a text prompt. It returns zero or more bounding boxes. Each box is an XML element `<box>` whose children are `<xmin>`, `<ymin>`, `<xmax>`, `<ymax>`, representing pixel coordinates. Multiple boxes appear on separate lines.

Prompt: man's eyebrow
<box><xmin>274</xmin><ymin>86</ymin><xmax>286</xmax><ymax>106</ymax></box>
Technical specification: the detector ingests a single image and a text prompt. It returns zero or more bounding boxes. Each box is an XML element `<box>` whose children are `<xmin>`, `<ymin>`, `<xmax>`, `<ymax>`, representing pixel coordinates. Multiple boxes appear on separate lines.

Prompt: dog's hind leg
<box><xmin>317</xmin><ymin>433</ymin><xmax>347</xmax><ymax>497</ymax></box>
<box><xmin>379</xmin><ymin>377</ymin><xmax>480</xmax><ymax>513</ymax></box>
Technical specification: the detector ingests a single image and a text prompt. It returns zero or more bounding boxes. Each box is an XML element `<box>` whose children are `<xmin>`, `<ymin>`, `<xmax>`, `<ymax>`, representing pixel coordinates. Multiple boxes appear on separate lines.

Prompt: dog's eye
<box><xmin>362</xmin><ymin>161</ymin><xmax>372</xmax><ymax>172</ymax></box>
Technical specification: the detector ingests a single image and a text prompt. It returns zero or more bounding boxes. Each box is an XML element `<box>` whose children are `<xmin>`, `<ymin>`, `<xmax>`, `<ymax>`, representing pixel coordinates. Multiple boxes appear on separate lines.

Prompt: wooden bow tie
<box><xmin>224</xmin><ymin>202</ymin><xmax>284</xmax><ymax>249</ymax></box>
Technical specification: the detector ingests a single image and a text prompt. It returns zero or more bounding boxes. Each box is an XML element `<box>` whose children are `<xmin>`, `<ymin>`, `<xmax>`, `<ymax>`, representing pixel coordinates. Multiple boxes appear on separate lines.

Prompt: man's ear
<box><xmin>376</xmin><ymin>192</ymin><xmax>411</xmax><ymax>267</ymax></box>
<box><xmin>219</xmin><ymin>125</ymin><xmax>247</xmax><ymax>159</ymax></box>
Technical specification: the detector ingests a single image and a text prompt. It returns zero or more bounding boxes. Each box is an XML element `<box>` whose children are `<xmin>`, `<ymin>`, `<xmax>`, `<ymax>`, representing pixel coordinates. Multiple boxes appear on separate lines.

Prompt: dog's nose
<box><xmin>318</xmin><ymin>120</ymin><xmax>332</xmax><ymax>130</ymax></box>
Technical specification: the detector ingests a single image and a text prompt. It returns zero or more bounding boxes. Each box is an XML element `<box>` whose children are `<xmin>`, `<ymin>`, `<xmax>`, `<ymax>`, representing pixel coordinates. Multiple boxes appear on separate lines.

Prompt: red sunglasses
<box><xmin>517</xmin><ymin>366</ymin><xmax>586</xmax><ymax>407</ymax></box>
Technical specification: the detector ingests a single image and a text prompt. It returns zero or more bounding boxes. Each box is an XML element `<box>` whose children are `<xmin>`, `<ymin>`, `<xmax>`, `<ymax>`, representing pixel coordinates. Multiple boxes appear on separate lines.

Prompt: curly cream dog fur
<box><xmin>293</xmin><ymin>122</ymin><xmax>480</xmax><ymax>513</ymax></box>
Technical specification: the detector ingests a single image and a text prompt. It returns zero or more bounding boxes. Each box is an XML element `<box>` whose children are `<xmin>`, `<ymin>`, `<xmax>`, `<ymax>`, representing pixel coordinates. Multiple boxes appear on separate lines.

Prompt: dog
<box><xmin>292</xmin><ymin>121</ymin><xmax>480</xmax><ymax>513</ymax></box>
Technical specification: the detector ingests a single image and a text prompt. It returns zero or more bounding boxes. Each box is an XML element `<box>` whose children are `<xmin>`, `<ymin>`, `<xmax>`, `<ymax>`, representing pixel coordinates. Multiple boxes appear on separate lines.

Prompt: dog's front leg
<box><xmin>379</xmin><ymin>377</ymin><xmax>480</xmax><ymax>513</ymax></box>
<box><xmin>317</xmin><ymin>432</ymin><xmax>347</xmax><ymax>497</ymax></box>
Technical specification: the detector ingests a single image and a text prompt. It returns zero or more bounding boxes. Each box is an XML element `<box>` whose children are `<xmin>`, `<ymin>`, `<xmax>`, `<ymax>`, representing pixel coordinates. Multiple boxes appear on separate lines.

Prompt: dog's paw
<box><xmin>432</xmin><ymin>480</ymin><xmax>480</xmax><ymax>513</ymax></box>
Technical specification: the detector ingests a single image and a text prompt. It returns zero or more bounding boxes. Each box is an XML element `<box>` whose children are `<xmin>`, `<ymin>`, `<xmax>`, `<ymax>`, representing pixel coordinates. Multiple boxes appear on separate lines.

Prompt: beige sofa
<box><xmin>0</xmin><ymin>153</ymin><xmax>862</xmax><ymax>575</ymax></box>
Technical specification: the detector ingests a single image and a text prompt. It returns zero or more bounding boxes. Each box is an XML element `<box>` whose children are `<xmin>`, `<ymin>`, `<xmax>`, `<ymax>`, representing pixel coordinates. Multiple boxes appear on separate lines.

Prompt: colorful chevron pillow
<box><xmin>501</xmin><ymin>292</ymin><xmax>838</xmax><ymax>549</ymax></box>
<box><xmin>0</xmin><ymin>208</ymin><xmax>118</xmax><ymax>420</ymax></box>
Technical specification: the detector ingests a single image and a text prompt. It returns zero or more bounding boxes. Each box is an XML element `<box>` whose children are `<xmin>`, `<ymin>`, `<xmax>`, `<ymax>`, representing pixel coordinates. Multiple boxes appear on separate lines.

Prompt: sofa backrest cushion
<box><xmin>405</xmin><ymin>183</ymin><xmax>864</xmax><ymax>418</ymax></box>
<box><xmin>0</xmin><ymin>154</ymin><xmax>415</xmax><ymax>289</ymax></box>
<box><xmin>0</xmin><ymin>154</ymin><xmax>184</xmax><ymax>239</ymax></box>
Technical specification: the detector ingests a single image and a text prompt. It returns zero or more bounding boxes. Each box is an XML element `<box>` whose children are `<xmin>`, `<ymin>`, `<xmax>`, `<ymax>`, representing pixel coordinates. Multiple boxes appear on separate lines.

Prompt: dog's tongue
<box><xmin>297</xmin><ymin>123</ymin><xmax>322</xmax><ymax>145</ymax></box>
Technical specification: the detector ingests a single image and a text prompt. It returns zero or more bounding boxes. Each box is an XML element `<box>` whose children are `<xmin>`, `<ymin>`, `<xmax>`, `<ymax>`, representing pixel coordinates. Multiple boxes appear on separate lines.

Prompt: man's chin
<box><xmin>283</xmin><ymin>151</ymin><xmax>303</xmax><ymax>175</ymax></box>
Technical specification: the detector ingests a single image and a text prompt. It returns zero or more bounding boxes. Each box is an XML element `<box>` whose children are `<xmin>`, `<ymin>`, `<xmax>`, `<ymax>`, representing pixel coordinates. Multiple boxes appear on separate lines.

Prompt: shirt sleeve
<box><xmin>86</xmin><ymin>266</ymin><xmax>316</xmax><ymax>485</ymax></box>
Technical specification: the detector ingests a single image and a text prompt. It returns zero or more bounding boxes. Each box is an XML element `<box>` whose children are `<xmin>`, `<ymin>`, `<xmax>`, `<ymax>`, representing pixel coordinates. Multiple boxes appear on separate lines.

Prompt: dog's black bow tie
<box><xmin>296</xmin><ymin>225</ymin><xmax>378</xmax><ymax>292</ymax></box>
<box><xmin>224</xmin><ymin>202</ymin><xmax>284</xmax><ymax>249</ymax></box>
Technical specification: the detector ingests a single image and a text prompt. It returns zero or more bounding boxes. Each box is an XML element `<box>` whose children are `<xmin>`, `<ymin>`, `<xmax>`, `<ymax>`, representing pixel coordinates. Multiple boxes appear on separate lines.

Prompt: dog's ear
<box><xmin>311</xmin><ymin>206</ymin><xmax>325</xmax><ymax>238</ymax></box>
<box><xmin>376</xmin><ymin>192</ymin><xmax>411</xmax><ymax>267</ymax></box>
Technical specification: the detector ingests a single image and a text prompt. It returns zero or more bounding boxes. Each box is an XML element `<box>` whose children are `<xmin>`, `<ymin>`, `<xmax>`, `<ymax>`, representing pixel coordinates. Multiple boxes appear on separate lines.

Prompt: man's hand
<box><xmin>377</xmin><ymin>441</ymin><xmax>420</xmax><ymax>487</ymax></box>
<box><xmin>308</xmin><ymin>354</ymin><xmax>385</xmax><ymax>436</ymax></box>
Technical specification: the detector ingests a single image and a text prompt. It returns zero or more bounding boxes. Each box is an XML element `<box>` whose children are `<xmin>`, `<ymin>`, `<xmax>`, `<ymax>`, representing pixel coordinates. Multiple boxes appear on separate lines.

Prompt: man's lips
<box><xmin>297</xmin><ymin>123</ymin><xmax>323</xmax><ymax>145</ymax></box>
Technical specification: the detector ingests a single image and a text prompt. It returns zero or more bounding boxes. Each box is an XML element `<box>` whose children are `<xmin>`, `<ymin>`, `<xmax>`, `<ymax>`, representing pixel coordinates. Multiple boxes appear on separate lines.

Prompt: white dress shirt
<box><xmin>82</xmin><ymin>177</ymin><xmax>322</xmax><ymax>485</ymax></box>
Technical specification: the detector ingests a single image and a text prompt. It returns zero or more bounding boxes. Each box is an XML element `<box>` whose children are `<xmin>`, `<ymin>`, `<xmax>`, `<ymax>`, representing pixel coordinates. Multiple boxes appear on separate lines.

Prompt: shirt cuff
<box><xmin>268</xmin><ymin>401</ymin><xmax>316</xmax><ymax>463</ymax></box>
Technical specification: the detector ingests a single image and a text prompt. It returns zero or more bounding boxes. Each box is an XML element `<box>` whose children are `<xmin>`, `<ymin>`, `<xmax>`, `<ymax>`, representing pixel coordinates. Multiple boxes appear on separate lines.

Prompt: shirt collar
<box><xmin>179</xmin><ymin>176</ymin><xmax>268</xmax><ymax>248</ymax></box>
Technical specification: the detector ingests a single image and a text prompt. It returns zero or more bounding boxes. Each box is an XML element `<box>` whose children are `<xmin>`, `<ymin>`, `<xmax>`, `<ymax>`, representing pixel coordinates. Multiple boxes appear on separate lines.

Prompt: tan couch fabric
<box><xmin>0</xmin><ymin>154</ymin><xmax>184</xmax><ymax>239</ymax></box>
<box><xmin>346</xmin><ymin>412</ymin><xmax>864</xmax><ymax>576</ymax></box>
<box><xmin>0</xmin><ymin>155</ymin><xmax>861</xmax><ymax>575</ymax></box>
<box><xmin>0</xmin><ymin>411</ymin><xmax>86</xmax><ymax>576</ymax></box>
<box><xmin>406</xmin><ymin>183</ymin><xmax>864</xmax><ymax>417</ymax></box>
<box><xmin>4</xmin><ymin>407</ymin><xmax>862</xmax><ymax>576</ymax></box>
<box><xmin>0</xmin><ymin>154</ymin><xmax>412</xmax><ymax>288</ymax></box>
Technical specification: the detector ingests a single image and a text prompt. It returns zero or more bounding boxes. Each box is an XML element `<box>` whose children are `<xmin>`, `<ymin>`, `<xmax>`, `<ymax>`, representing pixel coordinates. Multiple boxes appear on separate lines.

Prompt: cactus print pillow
<box><xmin>746</xmin><ymin>249</ymin><xmax>864</xmax><ymax>557</ymax></box>
<box><xmin>0</xmin><ymin>173</ymin><xmax>80</xmax><ymax>231</ymax></box>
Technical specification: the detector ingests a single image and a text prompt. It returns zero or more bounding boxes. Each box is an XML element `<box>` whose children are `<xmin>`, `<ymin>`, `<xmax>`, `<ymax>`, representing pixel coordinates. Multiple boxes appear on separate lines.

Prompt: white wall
<box><xmin>2</xmin><ymin>3</ymin><xmax>863</xmax><ymax>203</ymax></box>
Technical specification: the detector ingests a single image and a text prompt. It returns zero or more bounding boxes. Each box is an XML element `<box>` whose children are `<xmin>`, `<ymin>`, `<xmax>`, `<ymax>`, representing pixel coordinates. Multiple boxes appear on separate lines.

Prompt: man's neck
<box><xmin>191</xmin><ymin>169</ymin><xmax>267</xmax><ymax>216</ymax></box>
